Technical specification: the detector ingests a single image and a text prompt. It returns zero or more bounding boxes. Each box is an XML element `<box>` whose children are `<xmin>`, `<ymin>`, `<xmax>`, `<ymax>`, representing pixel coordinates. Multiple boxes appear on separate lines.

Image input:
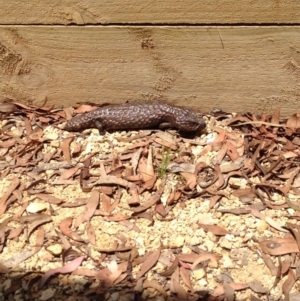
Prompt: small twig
<box><xmin>230</xmin><ymin>121</ymin><xmax>290</xmax><ymax>128</ymax></box>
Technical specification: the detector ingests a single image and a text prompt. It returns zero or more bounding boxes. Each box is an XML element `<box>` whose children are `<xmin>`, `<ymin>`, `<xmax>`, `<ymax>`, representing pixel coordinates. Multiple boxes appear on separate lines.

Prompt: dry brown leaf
<box><xmin>198</xmin><ymin>223</ymin><xmax>229</xmax><ymax>236</ymax></box>
<box><xmin>226</xmin><ymin>140</ymin><xmax>240</xmax><ymax>161</ymax></box>
<box><xmin>167</xmin><ymin>162</ymin><xmax>196</xmax><ymax>174</ymax></box>
<box><xmin>259</xmin><ymin>237</ymin><xmax>299</xmax><ymax>255</ymax></box>
<box><xmin>166</xmin><ymin>190</ymin><xmax>182</xmax><ymax>205</ymax></box>
<box><xmin>138</xmin><ymin>147</ymin><xmax>155</xmax><ymax>183</ymax></box>
<box><xmin>3</xmin><ymin>278</ymin><xmax>22</xmax><ymax>297</ymax></box>
<box><xmin>35</xmin><ymin>226</ymin><xmax>45</xmax><ymax>253</ymax></box>
<box><xmin>3</xmin><ymin>249</ymin><xmax>35</xmax><ymax>268</ymax></box>
<box><xmin>180</xmin><ymin>172</ymin><xmax>197</xmax><ymax>190</ymax></box>
<box><xmin>223</xmin><ymin>282</ymin><xmax>235</xmax><ymax>301</ymax></box>
<box><xmin>0</xmin><ymin>178</ymin><xmax>20</xmax><ymax>214</ymax></box>
<box><xmin>136</xmin><ymin>249</ymin><xmax>160</xmax><ymax>280</ymax></box>
<box><xmin>179</xmin><ymin>253</ymin><xmax>221</xmax><ymax>267</ymax></box>
<box><xmin>126</xmin><ymin>140</ymin><xmax>151</xmax><ymax>150</ymax></box>
<box><xmin>143</xmin><ymin>280</ymin><xmax>168</xmax><ymax>297</ymax></box>
<box><xmin>260</xmin><ymin>252</ymin><xmax>277</xmax><ymax>276</ymax></box>
<box><xmin>0</xmin><ymin>218</ymin><xmax>10</xmax><ymax>247</ymax></box>
<box><xmin>212</xmin><ymin>165</ymin><xmax>224</xmax><ymax>190</ymax></box>
<box><xmin>7</xmin><ymin>225</ymin><xmax>23</xmax><ymax>240</ymax></box>
<box><xmin>86</xmin><ymin>222</ymin><xmax>96</xmax><ymax>245</ymax></box>
<box><xmin>282</xmin><ymin>269</ymin><xmax>297</xmax><ymax>301</ymax></box>
<box><xmin>155</xmin><ymin>203</ymin><xmax>167</xmax><ymax>217</ymax></box>
<box><xmin>285</xmin><ymin>223</ymin><xmax>300</xmax><ymax>252</ymax></box>
<box><xmin>72</xmin><ymin>268</ymin><xmax>98</xmax><ymax>277</ymax></box>
<box><xmin>35</xmin><ymin>193</ymin><xmax>64</xmax><ymax>205</ymax></box>
<box><xmin>27</xmin><ymin>214</ymin><xmax>52</xmax><ymax>238</ymax></box>
<box><xmin>104</xmin><ymin>213</ymin><xmax>132</xmax><ymax>221</ymax></box>
<box><xmin>0</xmin><ymin>139</ymin><xmax>16</xmax><ymax>148</ymax></box>
<box><xmin>95</xmin><ymin>246</ymin><xmax>133</xmax><ymax>253</ymax></box>
<box><xmin>128</xmin><ymin>184</ymin><xmax>140</xmax><ymax>206</ymax></box>
<box><xmin>248</xmin><ymin>280</ymin><xmax>268</xmax><ymax>294</ymax></box>
<box><xmin>59</xmin><ymin>166</ymin><xmax>81</xmax><ymax>180</ymax></box>
<box><xmin>153</xmin><ymin>137</ymin><xmax>177</xmax><ymax>150</ymax></box>
<box><xmin>95</xmin><ymin>175</ymin><xmax>131</xmax><ymax>188</ymax></box>
<box><xmin>0</xmin><ymin>262</ymin><xmax>9</xmax><ymax>273</ymax></box>
<box><xmin>130</xmin><ymin>185</ymin><xmax>164</xmax><ymax>213</ymax></box>
<box><xmin>170</xmin><ymin>267</ymin><xmax>187</xmax><ymax>300</ymax></box>
<box><xmin>286</xmin><ymin>112</ymin><xmax>300</xmax><ymax>129</ymax></box>
<box><xmin>101</xmin><ymin>193</ymin><xmax>112</xmax><ymax>212</ymax></box>
<box><xmin>215</xmin><ymin>142</ymin><xmax>227</xmax><ymax>164</ymax></box>
<box><xmin>61</xmin><ymin>137</ymin><xmax>73</xmax><ymax>163</ymax></box>
<box><xmin>59</xmin><ymin>218</ymin><xmax>84</xmax><ymax>242</ymax></box>
<box><xmin>39</xmin><ymin>256</ymin><xmax>85</xmax><ymax>289</ymax></box>
<box><xmin>179</xmin><ymin>266</ymin><xmax>193</xmax><ymax>290</ymax></box>
<box><xmin>213</xmin><ymin>282</ymin><xmax>249</xmax><ymax>297</ymax></box>
<box><xmin>271</xmin><ymin>108</ymin><xmax>281</xmax><ymax>124</ymax></box>
<box><xmin>74</xmin><ymin>190</ymin><xmax>99</xmax><ymax>228</ymax></box>
<box><xmin>159</xmin><ymin>256</ymin><xmax>179</xmax><ymax>277</ymax></box>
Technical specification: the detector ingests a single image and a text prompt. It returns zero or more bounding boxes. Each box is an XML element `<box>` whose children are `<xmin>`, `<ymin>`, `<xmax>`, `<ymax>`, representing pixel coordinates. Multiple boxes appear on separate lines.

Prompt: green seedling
<box><xmin>158</xmin><ymin>147</ymin><xmax>171</xmax><ymax>178</ymax></box>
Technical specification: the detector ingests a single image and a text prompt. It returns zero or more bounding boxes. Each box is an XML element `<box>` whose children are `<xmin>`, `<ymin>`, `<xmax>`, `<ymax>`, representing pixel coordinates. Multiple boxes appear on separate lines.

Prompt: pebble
<box><xmin>26</xmin><ymin>202</ymin><xmax>47</xmax><ymax>213</ymax></box>
<box><xmin>47</xmin><ymin>244</ymin><xmax>63</xmax><ymax>256</ymax></box>
<box><xmin>193</xmin><ymin>268</ymin><xmax>205</xmax><ymax>280</ymax></box>
<box><xmin>39</xmin><ymin>288</ymin><xmax>56</xmax><ymax>300</ymax></box>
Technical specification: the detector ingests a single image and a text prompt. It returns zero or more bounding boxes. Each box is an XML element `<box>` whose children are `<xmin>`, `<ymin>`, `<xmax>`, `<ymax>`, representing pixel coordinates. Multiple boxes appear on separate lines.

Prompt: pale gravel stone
<box><xmin>192</xmin><ymin>268</ymin><xmax>205</xmax><ymax>280</ymax></box>
<box><xmin>26</xmin><ymin>202</ymin><xmax>48</xmax><ymax>213</ymax></box>
<box><xmin>222</xmin><ymin>254</ymin><xmax>235</xmax><ymax>269</ymax></box>
<box><xmin>47</xmin><ymin>244</ymin><xmax>63</xmax><ymax>256</ymax></box>
<box><xmin>204</xmin><ymin>239</ymin><xmax>215</xmax><ymax>252</ymax></box>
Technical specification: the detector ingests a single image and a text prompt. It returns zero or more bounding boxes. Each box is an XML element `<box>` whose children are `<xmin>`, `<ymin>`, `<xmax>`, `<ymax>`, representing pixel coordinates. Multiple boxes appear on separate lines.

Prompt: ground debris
<box><xmin>1</xmin><ymin>102</ymin><xmax>300</xmax><ymax>300</ymax></box>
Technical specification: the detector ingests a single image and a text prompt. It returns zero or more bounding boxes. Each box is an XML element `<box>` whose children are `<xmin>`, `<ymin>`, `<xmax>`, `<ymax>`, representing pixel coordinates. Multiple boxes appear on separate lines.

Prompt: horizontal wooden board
<box><xmin>1</xmin><ymin>26</ymin><xmax>300</xmax><ymax>117</ymax></box>
<box><xmin>1</xmin><ymin>1</ymin><xmax>300</xmax><ymax>24</ymax></box>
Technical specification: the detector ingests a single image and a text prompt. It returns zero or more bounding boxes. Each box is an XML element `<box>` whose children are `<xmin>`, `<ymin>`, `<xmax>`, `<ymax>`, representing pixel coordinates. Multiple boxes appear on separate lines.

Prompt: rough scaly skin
<box><xmin>64</xmin><ymin>103</ymin><xmax>206</xmax><ymax>133</ymax></box>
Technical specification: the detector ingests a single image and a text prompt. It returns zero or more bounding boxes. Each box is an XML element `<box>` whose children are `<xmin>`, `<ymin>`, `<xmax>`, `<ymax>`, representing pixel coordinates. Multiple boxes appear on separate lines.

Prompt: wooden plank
<box><xmin>0</xmin><ymin>26</ymin><xmax>299</xmax><ymax>117</ymax></box>
<box><xmin>1</xmin><ymin>1</ymin><xmax>300</xmax><ymax>24</ymax></box>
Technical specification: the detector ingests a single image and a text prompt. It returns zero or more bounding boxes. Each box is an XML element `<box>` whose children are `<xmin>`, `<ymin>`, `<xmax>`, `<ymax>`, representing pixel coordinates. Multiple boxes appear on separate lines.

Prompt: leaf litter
<box><xmin>1</xmin><ymin>101</ymin><xmax>300</xmax><ymax>300</ymax></box>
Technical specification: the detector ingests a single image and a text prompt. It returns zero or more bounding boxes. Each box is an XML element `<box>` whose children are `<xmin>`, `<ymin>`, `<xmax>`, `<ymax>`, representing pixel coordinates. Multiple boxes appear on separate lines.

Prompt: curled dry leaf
<box><xmin>180</xmin><ymin>172</ymin><xmax>197</xmax><ymax>190</ymax></box>
<box><xmin>59</xmin><ymin>218</ymin><xmax>84</xmax><ymax>242</ymax></box>
<box><xmin>143</xmin><ymin>280</ymin><xmax>168</xmax><ymax>297</ymax></box>
<box><xmin>159</xmin><ymin>256</ymin><xmax>179</xmax><ymax>277</ymax></box>
<box><xmin>26</xmin><ymin>214</ymin><xmax>52</xmax><ymax>238</ymax></box>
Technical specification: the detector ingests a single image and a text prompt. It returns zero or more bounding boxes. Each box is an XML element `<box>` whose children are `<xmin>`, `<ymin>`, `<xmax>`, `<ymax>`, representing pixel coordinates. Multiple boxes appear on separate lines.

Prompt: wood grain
<box><xmin>1</xmin><ymin>1</ymin><xmax>300</xmax><ymax>24</ymax></box>
<box><xmin>1</xmin><ymin>26</ymin><xmax>300</xmax><ymax>116</ymax></box>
